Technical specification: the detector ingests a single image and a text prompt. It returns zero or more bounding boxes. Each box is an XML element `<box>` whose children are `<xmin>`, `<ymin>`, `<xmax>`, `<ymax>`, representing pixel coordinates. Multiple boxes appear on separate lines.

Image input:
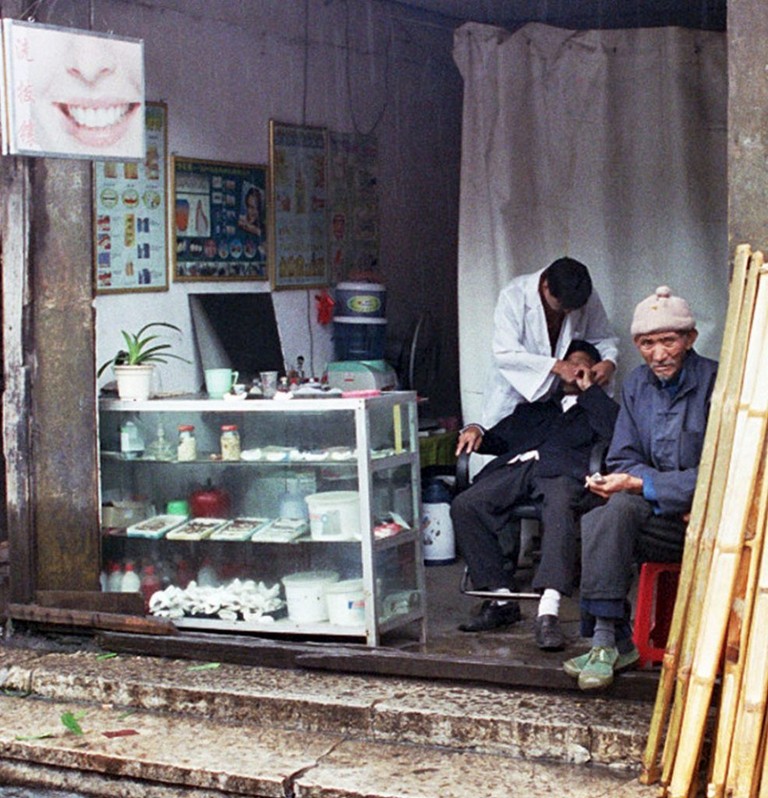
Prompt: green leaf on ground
<box><xmin>96</xmin><ymin>652</ymin><xmax>118</xmax><ymax>661</ymax></box>
<box><xmin>15</xmin><ymin>731</ymin><xmax>55</xmax><ymax>741</ymax></box>
<box><xmin>187</xmin><ymin>662</ymin><xmax>221</xmax><ymax>671</ymax></box>
<box><xmin>60</xmin><ymin>710</ymin><xmax>86</xmax><ymax>735</ymax></box>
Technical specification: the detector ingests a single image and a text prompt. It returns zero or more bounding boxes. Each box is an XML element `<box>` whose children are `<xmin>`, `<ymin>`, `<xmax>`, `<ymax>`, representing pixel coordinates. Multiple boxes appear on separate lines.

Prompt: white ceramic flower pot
<box><xmin>114</xmin><ymin>364</ymin><xmax>155</xmax><ymax>401</ymax></box>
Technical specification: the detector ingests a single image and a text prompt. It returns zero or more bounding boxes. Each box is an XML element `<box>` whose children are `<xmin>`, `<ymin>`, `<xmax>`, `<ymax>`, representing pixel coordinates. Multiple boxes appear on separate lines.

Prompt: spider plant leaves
<box><xmin>97</xmin><ymin>322</ymin><xmax>190</xmax><ymax>378</ymax></box>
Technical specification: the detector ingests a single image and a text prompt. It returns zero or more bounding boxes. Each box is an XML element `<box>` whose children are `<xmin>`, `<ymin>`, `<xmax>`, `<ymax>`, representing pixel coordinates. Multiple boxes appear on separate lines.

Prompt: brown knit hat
<box><xmin>631</xmin><ymin>286</ymin><xmax>695</xmax><ymax>336</ymax></box>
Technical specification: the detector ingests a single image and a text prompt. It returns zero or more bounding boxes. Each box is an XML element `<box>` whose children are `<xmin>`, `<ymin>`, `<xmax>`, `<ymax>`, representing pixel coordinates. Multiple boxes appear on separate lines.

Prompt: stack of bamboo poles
<box><xmin>641</xmin><ymin>244</ymin><xmax>768</xmax><ymax>798</ymax></box>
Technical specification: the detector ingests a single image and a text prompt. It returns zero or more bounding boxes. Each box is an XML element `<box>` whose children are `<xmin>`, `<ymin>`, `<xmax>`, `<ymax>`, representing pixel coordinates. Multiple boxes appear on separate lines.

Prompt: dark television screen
<box><xmin>189</xmin><ymin>293</ymin><xmax>284</xmax><ymax>385</ymax></box>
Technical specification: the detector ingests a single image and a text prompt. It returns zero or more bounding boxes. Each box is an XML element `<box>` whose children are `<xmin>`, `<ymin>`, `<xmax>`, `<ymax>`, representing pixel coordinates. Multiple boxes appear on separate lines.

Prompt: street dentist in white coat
<box><xmin>483</xmin><ymin>257</ymin><xmax>619</xmax><ymax>427</ymax></box>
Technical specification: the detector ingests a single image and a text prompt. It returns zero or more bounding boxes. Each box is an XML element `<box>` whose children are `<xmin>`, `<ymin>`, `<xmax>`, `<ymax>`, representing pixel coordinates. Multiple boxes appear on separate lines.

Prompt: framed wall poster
<box><xmin>268</xmin><ymin>120</ymin><xmax>329</xmax><ymax>290</ymax></box>
<box><xmin>328</xmin><ymin>131</ymin><xmax>380</xmax><ymax>284</ymax></box>
<box><xmin>0</xmin><ymin>20</ymin><xmax>145</xmax><ymax>160</ymax></box>
<box><xmin>173</xmin><ymin>157</ymin><xmax>268</xmax><ymax>281</ymax></box>
<box><xmin>94</xmin><ymin>102</ymin><xmax>168</xmax><ymax>294</ymax></box>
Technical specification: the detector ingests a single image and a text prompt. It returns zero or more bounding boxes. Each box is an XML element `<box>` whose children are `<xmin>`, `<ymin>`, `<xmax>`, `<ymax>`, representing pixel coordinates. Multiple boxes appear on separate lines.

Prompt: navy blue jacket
<box><xmin>475</xmin><ymin>385</ymin><xmax>619</xmax><ymax>483</ymax></box>
<box><xmin>607</xmin><ymin>349</ymin><xmax>717</xmax><ymax>516</ymax></box>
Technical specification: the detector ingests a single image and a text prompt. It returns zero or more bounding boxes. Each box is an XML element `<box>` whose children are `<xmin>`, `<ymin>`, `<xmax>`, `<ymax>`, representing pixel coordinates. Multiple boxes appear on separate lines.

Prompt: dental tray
<box><xmin>126</xmin><ymin>514</ymin><xmax>187</xmax><ymax>539</ymax></box>
<box><xmin>165</xmin><ymin>517</ymin><xmax>227</xmax><ymax>540</ymax></box>
<box><xmin>210</xmin><ymin>517</ymin><xmax>271</xmax><ymax>541</ymax></box>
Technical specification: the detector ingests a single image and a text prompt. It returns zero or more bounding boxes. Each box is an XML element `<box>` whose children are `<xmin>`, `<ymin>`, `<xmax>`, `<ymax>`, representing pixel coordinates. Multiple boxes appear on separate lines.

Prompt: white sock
<box><xmin>537</xmin><ymin>588</ymin><xmax>561</xmax><ymax>617</ymax></box>
<box><xmin>491</xmin><ymin>587</ymin><xmax>511</xmax><ymax>606</ymax></box>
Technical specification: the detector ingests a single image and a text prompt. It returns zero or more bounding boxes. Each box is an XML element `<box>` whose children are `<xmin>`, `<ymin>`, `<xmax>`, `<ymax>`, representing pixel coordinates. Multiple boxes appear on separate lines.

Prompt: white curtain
<box><xmin>453</xmin><ymin>22</ymin><xmax>728</xmax><ymax>425</ymax></box>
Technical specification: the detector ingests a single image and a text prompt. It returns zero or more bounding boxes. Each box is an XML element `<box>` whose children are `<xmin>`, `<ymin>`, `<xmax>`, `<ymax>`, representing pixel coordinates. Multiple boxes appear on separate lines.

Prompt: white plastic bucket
<box><xmin>282</xmin><ymin>570</ymin><xmax>339</xmax><ymax>623</ymax></box>
<box><xmin>421</xmin><ymin>502</ymin><xmax>456</xmax><ymax>565</ymax></box>
<box><xmin>325</xmin><ymin>578</ymin><xmax>366</xmax><ymax>626</ymax></box>
<box><xmin>334</xmin><ymin>282</ymin><xmax>386</xmax><ymax>319</ymax></box>
<box><xmin>305</xmin><ymin>491</ymin><xmax>361</xmax><ymax>541</ymax></box>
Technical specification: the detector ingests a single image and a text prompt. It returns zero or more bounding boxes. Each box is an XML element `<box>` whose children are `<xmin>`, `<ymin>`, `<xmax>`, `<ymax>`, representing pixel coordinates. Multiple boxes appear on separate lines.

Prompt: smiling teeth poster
<box><xmin>0</xmin><ymin>19</ymin><xmax>145</xmax><ymax>160</ymax></box>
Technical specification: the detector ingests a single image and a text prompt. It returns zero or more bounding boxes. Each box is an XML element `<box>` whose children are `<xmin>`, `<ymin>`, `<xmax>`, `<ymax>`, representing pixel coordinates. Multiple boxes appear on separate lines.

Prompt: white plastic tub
<box><xmin>325</xmin><ymin>579</ymin><xmax>366</xmax><ymax>626</ymax></box>
<box><xmin>334</xmin><ymin>282</ymin><xmax>386</xmax><ymax>319</ymax></box>
<box><xmin>282</xmin><ymin>570</ymin><xmax>339</xmax><ymax>623</ymax></box>
<box><xmin>305</xmin><ymin>491</ymin><xmax>361</xmax><ymax>541</ymax></box>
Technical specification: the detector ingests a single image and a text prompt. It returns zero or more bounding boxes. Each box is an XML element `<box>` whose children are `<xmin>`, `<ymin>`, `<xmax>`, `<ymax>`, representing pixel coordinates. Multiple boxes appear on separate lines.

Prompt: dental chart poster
<box><xmin>0</xmin><ymin>20</ymin><xmax>145</xmax><ymax>159</ymax></box>
<box><xmin>94</xmin><ymin>102</ymin><xmax>168</xmax><ymax>294</ymax></box>
<box><xmin>268</xmin><ymin>120</ymin><xmax>329</xmax><ymax>290</ymax></box>
<box><xmin>172</xmin><ymin>157</ymin><xmax>268</xmax><ymax>282</ymax></box>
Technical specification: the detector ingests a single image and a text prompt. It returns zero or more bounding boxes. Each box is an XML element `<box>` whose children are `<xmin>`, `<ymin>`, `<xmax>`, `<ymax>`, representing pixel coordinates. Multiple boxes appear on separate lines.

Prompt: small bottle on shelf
<box><xmin>146</xmin><ymin>424</ymin><xmax>175</xmax><ymax>461</ymax></box>
<box><xmin>177</xmin><ymin>425</ymin><xmax>197</xmax><ymax>461</ymax></box>
<box><xmin>197</xmin><ymin>558</ymin><xmax>219</xmax><ymax>588</ymax></box>
<box><xmin>121</xmin><ymin>562</ymin><xmax>141</xmax><ymax>593</ymax></box>
<box><xmin>279</xmin><ymin>477</ymin><xmax>308</xmax><ymax>520</ymax></box>
<box><xmin>220</xmin><ymin>425</ymin><xmax>240</xmax><ymax>461</ymax></box>
<box><xmin>140</xmin><ymin>564</ymin><xmax>162</xmax><ymax>611</ymax></box>
<box><xmin>119</xmin><ymin>421</ymin><xmax>144</xmax><ymax>459</ymax></box>
<box><xmin>106</xmin><ymin>562</ymin><xmax>123</xmax><ymax>592</ymax></box>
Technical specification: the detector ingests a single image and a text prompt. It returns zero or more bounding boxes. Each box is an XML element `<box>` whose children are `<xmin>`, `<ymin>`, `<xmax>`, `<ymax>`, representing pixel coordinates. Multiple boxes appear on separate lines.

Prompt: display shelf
<box><xmin>98</xmin><ymin>392</ymin><xmax>425</xmax><ymax>646</ymax></box>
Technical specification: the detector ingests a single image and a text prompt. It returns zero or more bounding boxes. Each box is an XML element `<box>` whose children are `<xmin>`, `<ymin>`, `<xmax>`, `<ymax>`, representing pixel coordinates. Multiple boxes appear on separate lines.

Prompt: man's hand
<box><xmin>456</xmin><ymin>425</ymin><xmax>484</xmax><ymax>456</ymax></box>
<box><xmin>551</xmin><ymin>359</ymin><xmax>581</xmax><ymax>386</ymax></box>
<box><xmin>591</xmin><ymin>359</ymin><xmax>616</xmax><ymax>387</ymax></box>
<box><xmin>584</xmin><ymin>471</ymin><xmax>643</xmax><ymax>498</ymax></box>
<box><xmin>575</xmin><ymin>364</ymin><xmax>595</xmax><ymax>392</ymax></box>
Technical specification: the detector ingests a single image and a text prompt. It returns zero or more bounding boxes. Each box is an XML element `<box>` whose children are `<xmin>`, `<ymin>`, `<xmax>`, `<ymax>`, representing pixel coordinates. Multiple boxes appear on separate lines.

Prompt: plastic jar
<box><xmin>177</xmin><ymin>425</ymin><xmax>197</xmax><ymax>461</ymax></box>
<box><xmin>220</xmin><ymin>424</ymin><xmax>241</xmax><ymax>461</ymax></box>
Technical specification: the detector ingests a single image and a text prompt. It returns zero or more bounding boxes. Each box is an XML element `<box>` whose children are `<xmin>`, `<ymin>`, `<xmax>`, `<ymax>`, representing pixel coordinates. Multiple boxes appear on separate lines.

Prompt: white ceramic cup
<box><xmin>205</xmin><ymin>368</ymin><xmax>239</xmax><ymax>399</ymax></box>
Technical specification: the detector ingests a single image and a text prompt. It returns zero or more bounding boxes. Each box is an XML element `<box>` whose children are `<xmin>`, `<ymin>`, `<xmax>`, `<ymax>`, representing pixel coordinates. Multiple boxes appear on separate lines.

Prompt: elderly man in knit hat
<box><xmin>564</xmin><ymin>286</ymin><xmax>718</xmax><ymax>691</ymax></box>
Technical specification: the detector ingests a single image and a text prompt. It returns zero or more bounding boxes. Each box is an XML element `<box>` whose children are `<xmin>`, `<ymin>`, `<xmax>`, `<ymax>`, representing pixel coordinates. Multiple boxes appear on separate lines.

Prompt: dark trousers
<box><xmin>451</xmin><ymin>460</ymin><xmax>587</xmax><ymax>595</ymax></box>
<box><xmin>579</xmin><ymin>491</ymin><xmax>687</xmax><ymax>639</ymax></box>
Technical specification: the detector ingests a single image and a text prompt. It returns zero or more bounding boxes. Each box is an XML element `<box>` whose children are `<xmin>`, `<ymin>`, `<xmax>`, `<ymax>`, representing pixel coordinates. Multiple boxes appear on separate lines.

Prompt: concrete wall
<box><xmin>728</xmin><ymin>0</ymin><xmax>768</xmax><ymax>255</ymax></box>
<box><xmin>36</xmin><ymin>0</ymin><xmax>462</xmax><ymax>415</ymax></box>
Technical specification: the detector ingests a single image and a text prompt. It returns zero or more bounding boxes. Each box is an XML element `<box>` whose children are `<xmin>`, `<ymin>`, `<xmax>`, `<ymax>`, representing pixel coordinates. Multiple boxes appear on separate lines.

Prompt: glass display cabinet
<box><xmin>98</xmin><ymin>392</ymin><xmax>425</xmax><ymax>646</ymax></box>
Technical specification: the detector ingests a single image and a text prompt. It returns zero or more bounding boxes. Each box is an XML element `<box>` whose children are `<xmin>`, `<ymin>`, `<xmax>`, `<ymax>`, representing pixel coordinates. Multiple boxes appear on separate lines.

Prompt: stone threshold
<box><xmin>0</xmin><ymin>646</ymin><xmax>652</xmax><ymax>781</ymax></box>
<box><xmin>0</xmin><ymin>687</ymin><xmax>653</xmax><ymax>798</ymax></box>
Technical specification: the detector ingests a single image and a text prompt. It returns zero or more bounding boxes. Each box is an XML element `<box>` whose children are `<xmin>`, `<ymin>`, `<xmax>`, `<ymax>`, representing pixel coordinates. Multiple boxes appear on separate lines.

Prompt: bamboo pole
<box><xmin>708</xmin><ymin>476</ymin><xmax>764</xmax><ymax>798</ymax></box>
<box><xmin>724</xmin><ymin>439</ymin><xmax>768</xmax><ymax>796</ymax></box>
<box><xmin>755</xmin><ymin>720</ymin><xmax>768</xmax><ymax>798</ymax></box>
<box><xmin>668</xmin><ymin>262</ymin><xmax>768</xmax><ymax>798</ymax></box>
<box><xmin>657</xmin><ymin>250</ymin><xmax>760</xmax><ymax>794</ymax></box>
<box><xmin>642</xmin><ymin>245</ymin><xmax>754</xmax><ymax>788</ymax></box>
<box><xmin>757</xmin><ymin>712</ymin><xmax>768</xmax><ymax>798</ymax></box>
<box><xmin>658</xmin><ymin>252</ymin><xmax>763</xmax><ymax>794</ymax></box>
<box><xmin>757</xmin><ymin>719</ymin><xmax>768</xmax><ymax>798</ymax></box>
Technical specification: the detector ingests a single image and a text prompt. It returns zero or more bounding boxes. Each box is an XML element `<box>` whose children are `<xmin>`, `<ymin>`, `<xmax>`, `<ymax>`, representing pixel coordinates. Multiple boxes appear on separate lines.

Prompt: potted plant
<box><xmin>97</xmin><ymin>322</ymin><xmax>190</xmax><ymax>401</ymax></box>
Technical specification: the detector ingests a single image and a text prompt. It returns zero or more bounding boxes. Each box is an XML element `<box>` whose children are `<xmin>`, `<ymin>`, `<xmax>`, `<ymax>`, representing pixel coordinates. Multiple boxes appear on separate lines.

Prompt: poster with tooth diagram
<box><xmin>93</xmin><ymin>101</ymin><xmax>167</xmax><ymax>294</ymax></box>
<box><xmin>0</xmin><ymin>19</ymin><xmax>145</xmax><ymax>159</ymax></box>
<box><xmin>268</xmin><ymin>120</ymin><xmax>329</xmax><ymax>290</ymax></box>
<box><xmin>172</xmin><ymin>157</ymin><xmax>268</xmax><ymax>282</ymax></box>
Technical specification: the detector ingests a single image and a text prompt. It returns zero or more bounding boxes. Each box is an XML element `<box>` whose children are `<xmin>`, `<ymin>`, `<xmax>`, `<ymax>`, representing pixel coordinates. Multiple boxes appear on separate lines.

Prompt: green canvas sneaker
<box><xmin>563</xmin><ymin>645</ymin><xmax>640</xmax><ymax>680</ymax></box>
<box><xmin>577</xmin><ymin>646</ymin><xmax>619</xmax><ymax>690</ymax></box>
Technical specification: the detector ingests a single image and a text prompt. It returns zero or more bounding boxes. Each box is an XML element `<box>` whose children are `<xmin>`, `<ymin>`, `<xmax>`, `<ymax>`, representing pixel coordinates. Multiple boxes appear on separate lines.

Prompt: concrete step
<box><xmin>0</xmin><ymin>688</ymin><xmax>652</xmax><ymax>798</ymax></box>
<box><xmin>0</xmin><ymin>648</ymin><xmax>652</xmax><ymax>766</ymax></box>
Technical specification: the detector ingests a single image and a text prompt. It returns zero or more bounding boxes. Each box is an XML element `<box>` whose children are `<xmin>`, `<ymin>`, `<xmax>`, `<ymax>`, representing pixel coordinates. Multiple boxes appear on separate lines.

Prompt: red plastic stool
<box><xmin>633</xmin><ymin>561</ymin><xmax>681</xmax><ymax>668</ymax></box>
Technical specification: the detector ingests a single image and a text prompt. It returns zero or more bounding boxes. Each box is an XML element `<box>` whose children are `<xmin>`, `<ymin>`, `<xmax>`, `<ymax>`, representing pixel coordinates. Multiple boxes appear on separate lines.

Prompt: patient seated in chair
<box><xmin>450</xmin><ymin>340</ymin><xmax>619</xmax><ymax>650</ymax></box>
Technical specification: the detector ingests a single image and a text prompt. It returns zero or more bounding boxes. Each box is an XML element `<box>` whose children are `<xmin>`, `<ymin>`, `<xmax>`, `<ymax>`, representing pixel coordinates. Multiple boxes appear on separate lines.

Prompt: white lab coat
<box><xmin>482</xmin><ymin>268</ymin><xmax>619</xmax><ymax>427</ymax></box>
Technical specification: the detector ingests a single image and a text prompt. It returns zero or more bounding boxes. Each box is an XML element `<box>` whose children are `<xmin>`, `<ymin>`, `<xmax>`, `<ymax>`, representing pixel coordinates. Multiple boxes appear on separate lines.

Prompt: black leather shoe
<box><xmin>535</xmin><ymin>614</ymin><xmax>565</xmax><ymax>651</ymax></box>
<box><xmin>458</xmin><ymin>600</ymin><xmax>521</xmax><ymax>632</ymax></box>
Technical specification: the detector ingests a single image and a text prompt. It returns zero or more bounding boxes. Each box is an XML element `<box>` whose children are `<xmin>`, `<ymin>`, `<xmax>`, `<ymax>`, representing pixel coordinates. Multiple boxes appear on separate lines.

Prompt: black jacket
<box><xmin>475</xmin><ymin>385</ymin><xmax>620</xmax><ymax>482</ymax></box>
